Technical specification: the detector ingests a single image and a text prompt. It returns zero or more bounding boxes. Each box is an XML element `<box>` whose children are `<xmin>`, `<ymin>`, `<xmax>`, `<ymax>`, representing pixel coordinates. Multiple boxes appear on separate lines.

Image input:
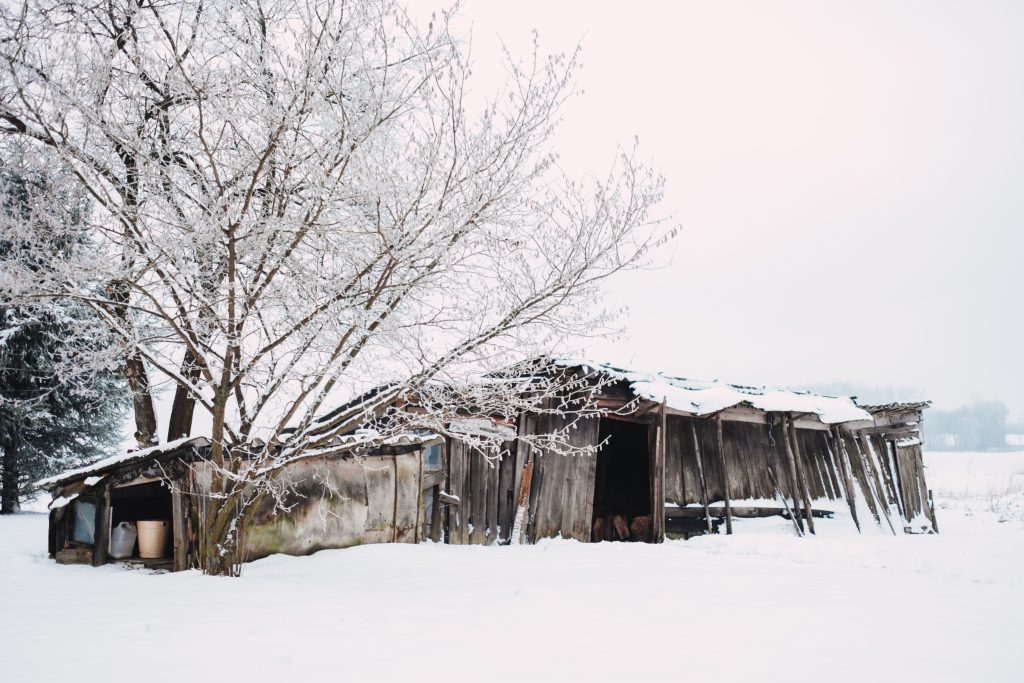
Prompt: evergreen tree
<box><xmin>0</xmin><ymin>166</ymin><xmax>129</xmax><ymax>512</ymax></box>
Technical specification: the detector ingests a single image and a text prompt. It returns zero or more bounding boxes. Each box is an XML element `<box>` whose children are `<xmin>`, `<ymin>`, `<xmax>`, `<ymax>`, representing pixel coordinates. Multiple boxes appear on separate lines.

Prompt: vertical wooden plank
<box><xmin>429</xmin><ymin>485</ymin><xmax>443</xmax><ymax>542</ymax></box>
<box><xmin>691</xmin><ymin>423</ymin><xmax>713</xmax><ymax>532</ymax></box>
<box><xmin>663</xmin><ymin>415</ymin><xmax>684</xmax><ymax>506</ymax></box>
<box><xmin>578</xmin><ymin>429</ymin><xmax>599</xmax><ymax>542</ymax></box>
<box><xmin>855</xmin><ymin>433</ymin><xmax>897</xmax><ymax>534</ymax></box>
<box><xmin>778</xmin><ymin>414</ymin><xmax>806</xmax><ymax>533</ymax></box>
<box><xmin>171</xmin><ymin>485</ymin><xmax>188</xmax><ymax>571</ymax></box>
<box><xmin>484</xmin><ymin>450</ymin><xmax>499</xmax><ymax>545</ymax></box>
<box><xmin>446</xmin><ymin>439</ymin><xmax>465</xmax><ymax>545</ymax></box>
<box><xmin>787</xmin><ymin>417</ymin><xmax>815</xmax><ymax>534</ymax></box>
<box><xmin>415</xmin><ymin>448</ymin><xmax>425</xmax><ymax>543</ymax></box>
<box><xmin>92</xmin><ymin>482</ymin><xmax>111</xmax><ymax>567</ymax></box>
<box><xmin>510</xmin><ymin>413</ymin><xmax>537</xmax><ymax>545</ymax></box>
<box><xmin>829</xmin><ymin>428</ymin><xmax>860</xmax><ymax>532</ymax></box>
<box><xmin>649</xmin><ymin>402</ymin><xmax>666</xmax><ymax>542</ymax></box>
<box><xmin>469</xmin><ymin>447</ymin><xmax>487</xmax><ymax>545</ymax></box>
<box><xmin>715</xmin><ymin>415</ymin><xmax>733</xmax><ymax>535</ymax></box>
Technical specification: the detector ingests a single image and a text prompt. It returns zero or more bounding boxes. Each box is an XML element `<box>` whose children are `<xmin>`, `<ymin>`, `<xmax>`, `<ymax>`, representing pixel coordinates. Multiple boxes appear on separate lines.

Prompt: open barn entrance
<box><xmin>592</xmin><ymin>417</ymin><xmax>653</xmax><ymax>542</ymax></box>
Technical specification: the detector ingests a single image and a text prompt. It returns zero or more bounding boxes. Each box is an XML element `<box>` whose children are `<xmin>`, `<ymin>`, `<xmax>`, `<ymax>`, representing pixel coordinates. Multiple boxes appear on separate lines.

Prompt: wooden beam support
<box><xmin>91</xmin><ymin>482</ymin><xmax>111</xmax><ymax>567</ymax></box>
<box><xmin>690</xmin><ymin>423</ymin><xmax>713</xmax><ymax>533</ymax></box>
<box><xmin>830</xmin><ymin>428</ymin><xmax>861</xmax><ymax>532</ymax></box>
<box><xmin>171</xmin><ymin>485</ymin><xmax>188</xmax><ymax>572</ymax></box>
<box><xmin>654</xmin><ymin>401</ymin><xmax>667</xmax><ymax>542</ymax></box>
<box><xmin>715</xmin><ymin>416</ymin><xmax>733</xmax><ymax>535</ymax></box>
<box><xmin>787</xmin><ymin>415</ymin><xmax>815</xmax><ymax>534</ymax></box>
<box><xmin>778</xmin><ymin>414</ymin><xmax>805</xmax><ymax>534</ymax></box>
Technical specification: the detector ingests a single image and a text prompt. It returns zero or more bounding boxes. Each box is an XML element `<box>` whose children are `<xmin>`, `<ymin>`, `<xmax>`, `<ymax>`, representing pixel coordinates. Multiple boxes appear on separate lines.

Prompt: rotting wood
<box><xmin>830</xmin><ymin>428</ymin><xmax>860</xmax><ymax>532</ymax></box>
<box><xmin>843</xmin><ymin>432</ymin><xmax>880</xmax><ymax>523</ymax></box>
<box><xmin>612</xmin><ymin>515</ymin><xmax>630</xmax><ymax>541</ymax></box>
<box><xmin>853</xmin><ymin>433</ymin><xmax>897</xmax><ymax>535</ymax></box>
<box><xmin>171</xmin><ymin>486</ymin><xmax>188</xmax><ymax>571</ymax></box>
<box><xmin>690</xmin><ymin>423</ymin><xmax>713</xmax><ymax>533</ymax></box>
<box><xmin>664</xmin><ymin>506</ymin><xmax>834</xmax><ymax>519</ymax></box>
<box><xmin>56</xmin><ymin>547</ymin><xmax>93</xmax><ymax>564</ymax></box>
<box><xmin>786</xmin><ymin>416</ymin><xmax>815</xmax><ymax>534</ymax></box>
<box><xmin>778</xmin><ymin>414</ymin><xmax>806</xmax><ymax>534</ymax></box>
<box><xmin>715</xmin><ymin>415</ymin><xmax>733</xmax><ymax>535</ymax></box>
<box><xmin>415</xmin><ymin>448</ymin><xmax>425</xmax><ymax>543</ymax></box>
<box><xmin>391</xmin><ymin>457</ymin><xmax>400</xmax><ymax>543</ymax></box>
<box><xmin>509</xmin><ymin>452</ymin><xmax>535</xmax><ymax>545</ymax></box>
<box><xmin>429</xmin><ymin>486</ymin><xmax>444</xmax><ymax>542</ymax></box>
<box><xmin>630</xmin><ymin>514</ymin><xmax>652</xmax><ymax>542</ymax></box>
<box><xmin>652</xmin><ymin>400</ymin><xmax>667</xmax><ymax>542</ymax></box>
<box><xmin>92</xmin><ymin>482</ymin><xmax>112</xmax><ymax>567</ymax></box>
<box><xmin>766</xmin><ymin>462</ymin><xmax>802</xmax><ymax>536</ymax></box>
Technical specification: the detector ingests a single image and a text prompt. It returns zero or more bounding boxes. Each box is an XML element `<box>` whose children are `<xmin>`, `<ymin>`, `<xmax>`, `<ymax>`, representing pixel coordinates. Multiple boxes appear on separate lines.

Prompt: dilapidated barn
<box><xmin>39</xmin><ymin>358</ymin><xmax>935</xmax><ymax>571</ymax></box>
<box><xmin>435</xmin><ymin>360</ymin><xmax>936</xmax><ymax>545</ymax></box>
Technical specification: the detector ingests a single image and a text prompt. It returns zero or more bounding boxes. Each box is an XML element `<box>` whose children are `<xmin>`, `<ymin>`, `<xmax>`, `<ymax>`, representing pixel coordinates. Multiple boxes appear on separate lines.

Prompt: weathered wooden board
<box><xmin>526</xmin><ymin>412</ymin><xmax>600</xmax><ymax>543</ymax></box>
<box><xmin>240</xmin><ymin>452</ymin><xmax>423</xmax><ymax>561</ymax></box>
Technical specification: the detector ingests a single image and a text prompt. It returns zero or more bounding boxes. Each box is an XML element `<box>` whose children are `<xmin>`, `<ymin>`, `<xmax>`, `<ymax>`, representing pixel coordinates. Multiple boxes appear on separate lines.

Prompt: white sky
<box><xmin>444</xmin><ymin>0</ymin><xmax>1024</xmax><ymax>416</ymax></box>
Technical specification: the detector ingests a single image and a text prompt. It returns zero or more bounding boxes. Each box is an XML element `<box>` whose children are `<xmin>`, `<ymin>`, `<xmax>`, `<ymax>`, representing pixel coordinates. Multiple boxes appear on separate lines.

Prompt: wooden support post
<box><xmin>391</xmin><ymin>457</ymin><xmax>400</xmax><ymax>543</ymax></box>
<box><xmin>415</xmin><ymin>448</ymin><xmax>425</xmax><ymax>543</ymax></box>
<box><xmin>715</xmin><ymin>416</ymin><xmax>733</xmax><ymax>535</ymax></box>
<box><xmin>830</xmin><ymin>427</ymin><xmax>861</xmax><ymax>532</ymax></box>
<box><xmin>787</xmin><ymin>415</ymin><xmax>815</xmax><ymax>534</ymax></box>
<box><xmin>171</xmin><ymin>485</ymin><xmax>188</xmax><ymax>572</ymax></box>
<box><xmin>651</xmin><ymin>400</ymin><xmax>667</xmax><ymax>543</ymax></box>
<box><xmin>429</xmin><ymin>485</ymin><xmax>444</xmax><ymax>542</ymax></box>
<box><xmin>509</xmin><ymin>450</ymin><xmax>536</xmax><ymax>548</ymax></box>
<box><xmin>778</xmin><ymin>414</ymin><xmax>805</xmax><ymax>533</ymax></box>
<box><xmin>690</xmin><ymin>423</ymin><xmax>713</xmax><ymax>533</ymax></box>
<box><xmin>92</xmin><ymin>482</ymin><xmax>111</xmax><ymax>567</ymax></box>
<box><xmin>767</xmin><ymin>463</ymin><xmax>803</xmax><ymax>536</ymax></box>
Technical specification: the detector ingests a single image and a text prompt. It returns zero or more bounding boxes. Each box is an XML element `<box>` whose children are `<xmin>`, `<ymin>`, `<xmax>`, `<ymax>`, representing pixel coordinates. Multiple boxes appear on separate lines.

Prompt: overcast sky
<box><xmin>447</xmin><ymin>1</ymin><xmax>1024</xmax><ymax>416</ymax></box>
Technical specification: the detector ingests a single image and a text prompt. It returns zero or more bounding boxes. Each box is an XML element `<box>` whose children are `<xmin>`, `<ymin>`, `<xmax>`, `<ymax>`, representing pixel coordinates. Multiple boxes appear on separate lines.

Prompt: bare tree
<box><xmin>0</xmin><ymin>0</ymin><xmax>666</xmax><ymax>574</ymax></box>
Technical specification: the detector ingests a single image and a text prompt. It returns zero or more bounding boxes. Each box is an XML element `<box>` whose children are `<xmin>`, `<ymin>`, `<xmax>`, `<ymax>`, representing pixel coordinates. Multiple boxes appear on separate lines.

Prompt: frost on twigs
<box><xmin>0</xmin><ymin>0</ymin><xmax>668</xmax><ymax>573</ymax></box>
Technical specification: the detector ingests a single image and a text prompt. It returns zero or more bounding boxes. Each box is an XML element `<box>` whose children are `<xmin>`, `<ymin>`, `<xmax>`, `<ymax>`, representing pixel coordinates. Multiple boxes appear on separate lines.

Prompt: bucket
<box><xmin>109</xmin><ymin>521</ymin><xmax>137</xmax><ymax>559</ymax></box>
<box><xmin>137</xmin><ymin>520</ymin><xmax>169</xmax><ymax>559</ymax></box>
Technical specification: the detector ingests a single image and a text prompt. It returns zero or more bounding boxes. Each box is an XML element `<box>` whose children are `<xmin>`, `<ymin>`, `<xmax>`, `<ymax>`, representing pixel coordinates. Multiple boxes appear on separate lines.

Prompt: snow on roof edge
<box><xmin>549</xmin><ymin>358</ymin><xmax>874</xmax><ymax>424</ymax></box>
<box><xmin>36</xmin><ymin>436</ymin><xmax>211</xmax><ymax>490</ymax></box>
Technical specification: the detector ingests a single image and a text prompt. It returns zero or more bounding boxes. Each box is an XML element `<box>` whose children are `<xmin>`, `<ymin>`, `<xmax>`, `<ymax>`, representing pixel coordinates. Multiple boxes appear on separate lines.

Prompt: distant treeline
<box><xmin>924</xmin><ymin>400</ymin><xmax>1010</xmax><ymax>451</ymax></box>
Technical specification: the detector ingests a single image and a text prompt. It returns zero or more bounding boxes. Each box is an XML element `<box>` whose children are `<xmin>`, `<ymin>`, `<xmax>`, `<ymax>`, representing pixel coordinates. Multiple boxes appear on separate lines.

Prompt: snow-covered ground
<box><xmin>2</xmin><ymin>451</ymin><xmax>1022</xmax><ymax>682</ymax></box>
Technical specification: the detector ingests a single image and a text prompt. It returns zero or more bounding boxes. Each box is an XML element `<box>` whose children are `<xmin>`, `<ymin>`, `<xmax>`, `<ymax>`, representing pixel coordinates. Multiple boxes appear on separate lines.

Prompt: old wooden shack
<box><xmin>433</xmin><ymin>360</ymin><xmax>937</xmax><ymax>545</ymax></box>
<box><xmin>39</xmin><ymin>432</ymin><xmax>443</xmax><ymax>571</ymax></box>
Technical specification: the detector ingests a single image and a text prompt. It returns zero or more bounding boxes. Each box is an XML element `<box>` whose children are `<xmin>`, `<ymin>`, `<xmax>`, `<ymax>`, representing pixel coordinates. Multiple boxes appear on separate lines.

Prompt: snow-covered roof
<box><xmin>36</xmin><ymin>436</ymin><xmax>211</xmax><ymax>490</ymax></box>
<box><xmin>447</xmin><ymin>418</ymin><xmax>518</xmax><ymax>442</ymax></box>
<box><xmin>551</xmin><ymin>359</ymin><xmax>873</xmax><ymax>424</ymax></box>
<box><xmin>326</xmin><ymin>429</ymin><xmax>443</xmax><ymax>450</ymax></box>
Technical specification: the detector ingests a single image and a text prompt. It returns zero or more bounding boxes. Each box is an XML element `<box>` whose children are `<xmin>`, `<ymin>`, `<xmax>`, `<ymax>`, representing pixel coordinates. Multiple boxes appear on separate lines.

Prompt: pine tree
<box><xmin>0</xmin><ymin>166</ymin><xmax>129</xmax><ymax>513</ymax></box>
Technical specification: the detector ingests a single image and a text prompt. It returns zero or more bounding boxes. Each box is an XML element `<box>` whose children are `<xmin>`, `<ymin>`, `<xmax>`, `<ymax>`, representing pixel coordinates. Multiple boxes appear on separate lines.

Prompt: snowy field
<box><xmin>2</xmin><ymin>451</ymin><xmax>1022</xmax><ymax>682</ymax></box>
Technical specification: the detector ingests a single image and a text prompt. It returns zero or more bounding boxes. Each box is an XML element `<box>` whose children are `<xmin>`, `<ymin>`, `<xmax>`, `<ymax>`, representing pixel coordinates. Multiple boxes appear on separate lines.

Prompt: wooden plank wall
<box><xmin>445</xmin><ymin>439</ymin><xmax>517</xmax><ymax>545</ymax></box>
<box><xmin>665</xmin><ymin>416</ymin><xmax>859</xmax><ymax>511</ymax></box>
<box><xmin>525</xmin><ymin>412</ymin><xmax>601</xmax><ymax>543</ymax></box>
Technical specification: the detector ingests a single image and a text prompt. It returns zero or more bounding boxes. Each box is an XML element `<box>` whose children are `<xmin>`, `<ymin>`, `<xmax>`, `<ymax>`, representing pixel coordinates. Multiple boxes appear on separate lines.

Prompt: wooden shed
<box><xmin>39</xmin><ymin>432</ymin><xmax>444</xmax><ymax>571</ymax></box>
<box><xmin>433</xmin><ymin>360</ymin><xmax>937</xmax><ymax>544</ymax></box>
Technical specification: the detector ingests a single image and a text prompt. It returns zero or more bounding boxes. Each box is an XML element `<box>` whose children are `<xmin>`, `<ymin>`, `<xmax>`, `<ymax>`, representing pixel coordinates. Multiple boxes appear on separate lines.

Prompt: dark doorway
<box><xmin>110</xmin><ymin>482</ymin><xmax>174</xmax><ymax>561</ymax></box>
<box><xmin>111</xmin><ymin>481</ymin><xmax>172</xmax><ymax>527</ymax></box>
<box><xmin>592</xmin><ymin>417</ymin><xmax>652</xmax><ymax>541</ymax></box>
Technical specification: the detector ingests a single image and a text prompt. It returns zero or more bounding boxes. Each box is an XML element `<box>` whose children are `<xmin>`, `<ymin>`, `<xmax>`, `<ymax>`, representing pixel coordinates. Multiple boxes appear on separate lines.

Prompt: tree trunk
<box><xmin>107</xmin><ymin>279</ymin><xmax>158</xmax><ymax>448</ymax></box>
<box><xmin>166</xmin><ymin>349</ymin><xmax>203</xmax><ymax>441</ymax></box>
<box><xmin>1</xmin><ymin>434</ymin><xmax>20</xmax><ymax>514</ymax></box>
